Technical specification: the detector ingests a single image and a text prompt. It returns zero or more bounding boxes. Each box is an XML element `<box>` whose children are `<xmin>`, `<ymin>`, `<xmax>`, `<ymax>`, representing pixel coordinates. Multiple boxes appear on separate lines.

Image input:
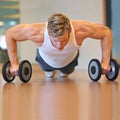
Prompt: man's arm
<box><xmin>74</xmin><ymin>21</ymin><xmax>112</xmax><ymax>73</ymax></box>
<box><xmin>6</xmin><ymin>27</ymin><xmax>19</xmax><ymax>74</ymax></box>
<box><xmin>5</xmin><ymin>23</ymin><xmax>45</xmax><ymax>74</ymax></box>
<box><xmin>100</xmin><ymin>28</ymin><xmax>112</xmax><ymax>73</ymax></box>
<box><xmin>5</xmin><ymin>24</ymin><xmax>29</xmax><ymax>74</ymax></box>
<box><xmin>89</xmin><ymin>23</ymin><xmax>112</xmax><ymax>73</ymax></box>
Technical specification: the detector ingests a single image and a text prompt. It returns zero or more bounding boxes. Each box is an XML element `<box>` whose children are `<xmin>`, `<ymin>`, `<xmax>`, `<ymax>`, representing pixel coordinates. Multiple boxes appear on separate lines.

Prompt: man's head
<box><xmin>47</xmin><ymin>13</ymin><xmax>71</xmax><ymax>50</ymax></box>
<box><xmin>47</xmin><ymin>13</ymin><xmax>71</xmax><ymax>37</ymax></box>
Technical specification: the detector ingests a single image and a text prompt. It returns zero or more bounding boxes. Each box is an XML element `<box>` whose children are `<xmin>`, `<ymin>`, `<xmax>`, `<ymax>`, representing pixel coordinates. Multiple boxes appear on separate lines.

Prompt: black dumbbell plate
<box><xmin>2</xmin><ymin>61</ymin><xmax>15</xmax><ymax>82</ymax></box>
<box><xmin>106</xmin><ymin>59</ymin><xmax>119</xmax><ymax>81</ymax></box>
<box><xmin>88</xmin><ymin>59</ymin><xmax>102</xmax><ymax>81</ymax></box>
<box><xmin>18</xmin><ymin>60</ymin><xmax>32</xmax><ymax>82</ymax></box>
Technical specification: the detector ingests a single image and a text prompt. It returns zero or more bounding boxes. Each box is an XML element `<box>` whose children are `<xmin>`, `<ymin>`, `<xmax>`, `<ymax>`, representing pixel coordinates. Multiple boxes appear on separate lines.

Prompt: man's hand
<box><xmin>101</xmin><ymin>62</ymin><xmax>111</xmax><ymax>74</ymax></box>
<box><xmin>10</xmin><ymin>64</ymin><xmax>19</xmax><ymax>76</ymax></box>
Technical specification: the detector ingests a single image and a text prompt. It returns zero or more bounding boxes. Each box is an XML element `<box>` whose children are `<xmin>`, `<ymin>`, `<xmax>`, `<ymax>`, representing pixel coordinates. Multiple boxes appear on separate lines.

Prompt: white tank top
<box><xmin>38</xmin><ymin>23</ymin><xmax>80</xmax><ymax>68</ymax></box>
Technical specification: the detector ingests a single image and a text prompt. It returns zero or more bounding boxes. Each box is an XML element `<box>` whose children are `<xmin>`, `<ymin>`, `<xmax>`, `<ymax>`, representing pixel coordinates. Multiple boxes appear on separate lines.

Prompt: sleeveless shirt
<box><xmin>38</xmin><ymin>23</ymin><xmax>80</xmax><ymax>68</ymax></box>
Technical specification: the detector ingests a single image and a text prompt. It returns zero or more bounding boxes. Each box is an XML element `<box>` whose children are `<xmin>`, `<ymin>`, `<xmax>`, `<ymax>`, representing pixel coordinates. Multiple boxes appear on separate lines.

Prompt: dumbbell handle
<box><xmin>11</xmin><ymin>70</ymin><xmax>18</xmax><ymax>76</ymax></box>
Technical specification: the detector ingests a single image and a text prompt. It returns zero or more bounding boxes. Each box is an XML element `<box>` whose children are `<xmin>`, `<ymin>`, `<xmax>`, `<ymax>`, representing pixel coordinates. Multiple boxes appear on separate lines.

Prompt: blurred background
<box><xmin>0</xmin><ymin>0</ymin><xmax>119</xmax><ymax>69</ymax></box>
<box><xmin>0</xmin><ymin>0</ymin><xmax>19</xmax><ymax>62</ymax></box>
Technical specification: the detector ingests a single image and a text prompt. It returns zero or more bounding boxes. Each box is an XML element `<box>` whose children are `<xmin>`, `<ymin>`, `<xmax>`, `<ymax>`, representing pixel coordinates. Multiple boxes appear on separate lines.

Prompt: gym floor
<box><xmin>0</xmin><ymin>64</ymin><xmax>120</xmax><ymax>120</ymax></box>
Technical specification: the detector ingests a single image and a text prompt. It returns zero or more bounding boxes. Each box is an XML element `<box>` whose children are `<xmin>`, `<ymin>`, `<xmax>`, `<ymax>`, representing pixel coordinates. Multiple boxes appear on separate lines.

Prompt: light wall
<box><xmin>19</xmin><ymin>0</ymin><xmax>104</xmax><ymax>69</ymax></box>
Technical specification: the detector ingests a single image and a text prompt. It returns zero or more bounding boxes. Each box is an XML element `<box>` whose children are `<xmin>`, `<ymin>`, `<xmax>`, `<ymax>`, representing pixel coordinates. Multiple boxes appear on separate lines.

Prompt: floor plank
<box><xmin>0</xmin><ymin>64</ymin><xmax>120</xmax><ymax>120</ymax></box>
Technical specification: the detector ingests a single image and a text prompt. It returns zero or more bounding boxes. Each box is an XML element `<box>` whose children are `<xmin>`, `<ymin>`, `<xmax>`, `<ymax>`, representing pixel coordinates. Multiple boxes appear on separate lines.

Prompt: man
<box><xmin>5</xmin><ymin>13</ymin><xmax>112</xmax><ymax>78</ymax></box>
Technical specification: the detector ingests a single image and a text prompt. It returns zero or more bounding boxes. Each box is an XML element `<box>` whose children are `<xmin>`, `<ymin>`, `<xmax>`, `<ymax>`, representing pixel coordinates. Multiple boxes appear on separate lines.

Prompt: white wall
<box><xmin>19</xmin><ymin>0</ymin><xmax>104</xmax><ymax>69</ymax></box>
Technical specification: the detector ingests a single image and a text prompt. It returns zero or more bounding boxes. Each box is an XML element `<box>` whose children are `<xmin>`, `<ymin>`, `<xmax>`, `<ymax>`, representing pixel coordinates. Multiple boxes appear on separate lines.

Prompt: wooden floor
<box><xmin>0</xmin><ymin>64</ymin><xmax>120</xmax><ymax>120</ymax></box>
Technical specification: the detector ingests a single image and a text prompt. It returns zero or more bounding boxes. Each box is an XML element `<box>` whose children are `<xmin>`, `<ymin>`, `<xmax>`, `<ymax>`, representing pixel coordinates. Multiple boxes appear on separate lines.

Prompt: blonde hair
<box><xmin>47</xmin><ymin>13</ymin><xmax>71</xmax><ymax>37</ymax></box>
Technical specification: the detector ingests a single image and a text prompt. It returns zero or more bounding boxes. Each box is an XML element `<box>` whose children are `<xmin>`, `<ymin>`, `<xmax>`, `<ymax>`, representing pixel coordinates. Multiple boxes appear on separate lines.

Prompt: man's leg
<box><xmin>35</xmin><ymin>49</ymin><xmax>55</xmax><ymax>78</ymax></box>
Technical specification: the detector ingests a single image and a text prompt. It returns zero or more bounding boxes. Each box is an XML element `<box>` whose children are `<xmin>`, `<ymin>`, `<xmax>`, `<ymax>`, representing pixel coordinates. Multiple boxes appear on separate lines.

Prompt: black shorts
<box><xmin>35</xmin><ymin>49</ymin><xmax>79</xmax><ymax>74</ymax></box>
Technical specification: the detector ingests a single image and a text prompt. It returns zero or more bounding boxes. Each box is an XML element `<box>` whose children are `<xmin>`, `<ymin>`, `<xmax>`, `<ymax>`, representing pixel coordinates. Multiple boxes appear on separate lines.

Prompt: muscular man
<box><xmin>5</xmin><ymin>13</ymin><xmax>112</xmax><ymax>78</ymax></box>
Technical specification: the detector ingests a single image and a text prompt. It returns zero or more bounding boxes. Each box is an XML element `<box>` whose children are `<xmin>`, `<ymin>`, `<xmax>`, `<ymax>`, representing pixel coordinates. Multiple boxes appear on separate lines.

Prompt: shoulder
<box><xmin>6</xmin><ymin>22</ymin><xmax>46</xmax><ymax>33</ymax></box>
<box><xmin>6</xmin><ymin>22</ymin><xmax>47</xmax><ymax>41</ymax></box>
<box><xmin>29</xmin><ymin>22</ymin><xmax>46</xmax><ymax>29</ymax></box>
<box><xmin>70</xmin><ymin>20</ymin><xmax>111</xmax><ymax>34</ymax></box>
<box><xmin>71</xmin><ymin>20</ymin><xmax>109</xmax><ymax>29</ymax></box>
<box><xmin>6</xmin><ymin>22</ymin><xmax>46</xmax><ymax>37</ymax></box>
<box><xmin>70</xmin><ymin>20</ymin><xmax>92</xmax><ymax>27</ymax></box>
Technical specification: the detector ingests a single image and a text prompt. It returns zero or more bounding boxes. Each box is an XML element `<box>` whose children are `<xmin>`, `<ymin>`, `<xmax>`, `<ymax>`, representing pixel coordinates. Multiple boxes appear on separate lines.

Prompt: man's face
<box><xmin>50</xmin><ymin>33</ymin><xmax>69</xmax><ymax>50</ymax></box>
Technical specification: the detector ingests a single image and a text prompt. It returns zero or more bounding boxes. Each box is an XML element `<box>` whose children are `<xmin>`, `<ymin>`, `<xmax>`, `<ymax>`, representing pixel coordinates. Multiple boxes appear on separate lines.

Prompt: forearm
<box><xmin>6</xmin><ymin>32</ymin><xmax>19</xmax><ymax>68</ymax></box>
<box><xmin>100</xmin><ymin>30</ymin><xmax>112</xmax><ymax>66</ymax></box>
<box><xmin>7</xmin><ymin>43</ymin><xmax>19</xmax><ymax>66</ymax></box>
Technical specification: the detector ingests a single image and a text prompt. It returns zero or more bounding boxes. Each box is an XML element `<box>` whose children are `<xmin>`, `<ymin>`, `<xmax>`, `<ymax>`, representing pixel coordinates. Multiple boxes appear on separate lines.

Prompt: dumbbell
<box><xmin>2</xmin><ymin>60</ymin><xmax>32</xmax><ymax>83</ymax></box>
<box><xmin>88</xmin><ymin>59</ymin><xmax>119</xmax><ymax>81</ymax></box>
